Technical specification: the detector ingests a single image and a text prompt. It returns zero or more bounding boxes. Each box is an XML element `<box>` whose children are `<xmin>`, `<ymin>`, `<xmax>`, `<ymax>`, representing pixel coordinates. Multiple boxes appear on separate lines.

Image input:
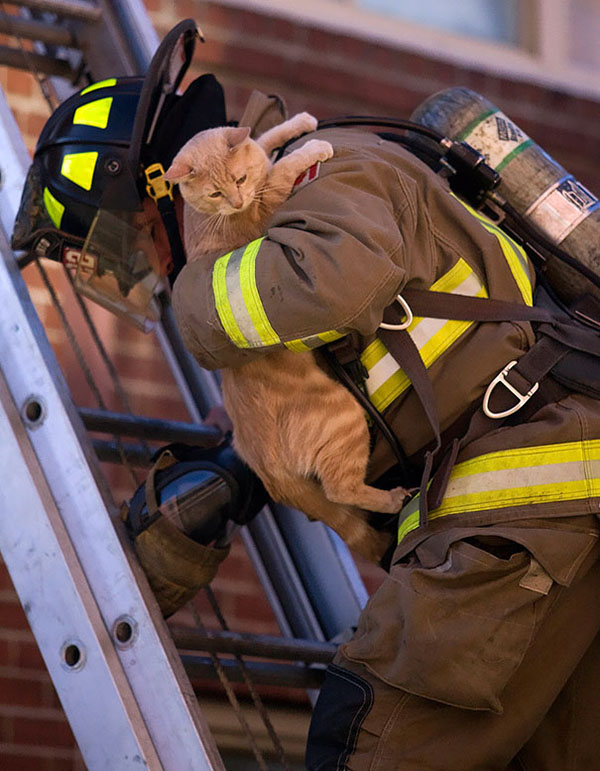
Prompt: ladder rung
<box><xmin>0</xmin><ymin>44</ymin><xmax>75</xmax><ymax>78</ymax></box>
<box><xmin>80</xmin><ymin>406</ymin><xmax>223</xmax><ymax>446</ymax></box>
<box><xmin>182</xmin><ymin>656</ymin><xmax>327</xmax><ymax>690</ymax></box>
<box><xmin>15</xmin><ymin>0</ymin><xmax>101</xmax><ymax>22</ymax></box>
<box><xmin>93</xmin><ymin>439</ymin><xmax>152</xmax><ymax>467</ymax></box>
<box><xmin>0</xmin><ymin>15</ymin><xmax>76</xmax><ymax>47</ymax></box>
<box><xmin>171</xmin><ymin>627</ymin><xmax>337</xmax><ymax>665</ymax></box>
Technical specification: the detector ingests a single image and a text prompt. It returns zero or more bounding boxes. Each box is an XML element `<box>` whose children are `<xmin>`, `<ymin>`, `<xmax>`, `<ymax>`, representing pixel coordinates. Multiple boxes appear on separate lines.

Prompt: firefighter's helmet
<box><xmin>12</xmin><ymin>20</ymin><xmax>227</xmax><ymax>329</ymax></box>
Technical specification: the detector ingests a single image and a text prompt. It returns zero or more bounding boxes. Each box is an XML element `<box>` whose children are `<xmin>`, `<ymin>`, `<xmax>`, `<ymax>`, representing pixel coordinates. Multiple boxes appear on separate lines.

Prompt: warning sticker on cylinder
<box><xmin>460</xmin><ymin>110</ymin><xmax>532</xmax><ymax>171</ymax></box>
<box><xmin>525</xmin><ymin>177</ymin><xmax>599</xmax><ymax>244</ymax></box>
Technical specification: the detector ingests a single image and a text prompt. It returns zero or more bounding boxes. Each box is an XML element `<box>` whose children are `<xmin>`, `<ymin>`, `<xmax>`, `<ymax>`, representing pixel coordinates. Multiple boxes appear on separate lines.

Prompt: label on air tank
<box><xmin>525</xmin><ymin>176</ymin><xmax>599</xmax><ymax>244</ymax></box>
<box><xmin>459</xmin><ymin>109</ymin><xmax>532</xmax><ymax>171</ymax></box>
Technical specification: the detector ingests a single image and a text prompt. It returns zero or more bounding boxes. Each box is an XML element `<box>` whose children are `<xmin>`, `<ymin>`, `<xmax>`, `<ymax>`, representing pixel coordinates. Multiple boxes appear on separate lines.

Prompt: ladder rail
<box><xmin>0</xmin><ymin>85</ymin><xmax>223</xmax><ymax>770</ymax></box>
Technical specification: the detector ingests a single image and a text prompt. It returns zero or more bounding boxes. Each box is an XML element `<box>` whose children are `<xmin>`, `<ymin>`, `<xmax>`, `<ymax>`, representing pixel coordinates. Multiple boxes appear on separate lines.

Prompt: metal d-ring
<box><xmin>379</xmin><ymin>294</ymin><xmax>413</xmax><ymax>331</ymax></box>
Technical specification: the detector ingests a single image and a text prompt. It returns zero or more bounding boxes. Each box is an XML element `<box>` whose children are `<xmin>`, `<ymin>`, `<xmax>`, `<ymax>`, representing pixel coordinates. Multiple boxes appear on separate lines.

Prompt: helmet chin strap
<box><xmin>158</xmin><ymin>197</ymin><xmax>186</xmax><ymax>285</ymax></box>
<box><xmin>144</xmin><ymin>162</ymin><xmax>187</xmax><ymax>284</ymax></box>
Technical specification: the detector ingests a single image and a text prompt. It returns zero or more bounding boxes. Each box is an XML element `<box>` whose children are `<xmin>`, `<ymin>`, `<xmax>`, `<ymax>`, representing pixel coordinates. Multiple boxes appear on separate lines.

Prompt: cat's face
<box><xmin>164</xmin><ymin>127</ymin><xmax>270</xmax><ymax>216</ymax></box>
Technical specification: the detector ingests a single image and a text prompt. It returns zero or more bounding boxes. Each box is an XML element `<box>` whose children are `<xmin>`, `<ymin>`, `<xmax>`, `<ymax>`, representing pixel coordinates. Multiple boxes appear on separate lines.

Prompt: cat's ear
<box><xmin>226</xmin><ymin>126</ymin><xmax>251</xmax><ymax>150</ymax></box>
<box><xmin>164</xmin><ymin>160</ymin><xmax>194</xmax><ymax>183</ymax></box>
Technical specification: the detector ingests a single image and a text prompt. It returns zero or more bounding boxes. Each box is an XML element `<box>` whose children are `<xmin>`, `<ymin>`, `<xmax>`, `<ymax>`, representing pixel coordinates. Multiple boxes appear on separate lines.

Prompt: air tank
<box><xmin>411</xmin><ymin>87</ymin><xmax>600</xmax><ymax>303</ymax></box>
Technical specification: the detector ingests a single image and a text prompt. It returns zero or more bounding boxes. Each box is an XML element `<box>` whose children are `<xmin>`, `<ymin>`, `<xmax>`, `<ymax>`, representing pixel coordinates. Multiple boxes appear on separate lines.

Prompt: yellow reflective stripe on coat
<box><xmin>285</xmin><ymin>329</ymin><xmax>346</xmax><ymax>352</ymax></box>
<box><xmin>362</xmin><ymin>258</ymin><xmax>487</xmax><ymax>412</ymax></box>
<box><xmin>397</xmin><ymin>440</ymin><xmax>600</xmax><ymax>543</ymax></box>
<box><xmin>452</xmin><ymin>194</ymin><xmax>533</xmax><ymax>306</ymax></box>
<box><xmin>213</xmin><ymin>240</ymin><xmax>273</xmax><ymax>347</ymax></box>
<box><xmin>213</xmin><ymin>238</ymin><xmax>342</xmax><ymax>350</ymax></box>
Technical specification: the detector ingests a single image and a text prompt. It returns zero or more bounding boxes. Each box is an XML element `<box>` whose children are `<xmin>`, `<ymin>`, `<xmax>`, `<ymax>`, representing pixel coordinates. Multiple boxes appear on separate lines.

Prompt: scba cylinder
<box><xmin>411</xmin><ymin>87</ymin><xmax>600</xmax><ymax>303</ymax></box>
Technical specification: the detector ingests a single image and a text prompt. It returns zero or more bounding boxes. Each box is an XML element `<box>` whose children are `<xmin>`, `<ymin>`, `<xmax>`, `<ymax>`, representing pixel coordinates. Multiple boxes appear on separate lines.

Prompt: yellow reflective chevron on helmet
<box><xmin>61</xmin><ymin>151</ymin><xmax>98</xmax><ymax>191</ymax></box>
<box><xmin>397</xmin><ymin>440</ymin><xmax>600</xmax><ymax>543</ymax></box>
<box><xmin>43</xmin><ymin>186</ymin><xmax>64</xmax><ymax>228</ymax></box>
<box><xmin>73</xmin><ymin>97</ymin><xmax>113</xmax><ymax>129</ymax></box>
<box><xmin>80</xmin><ymin>78</ymin><xmax>117</xmax><ymax>95</ymax></box>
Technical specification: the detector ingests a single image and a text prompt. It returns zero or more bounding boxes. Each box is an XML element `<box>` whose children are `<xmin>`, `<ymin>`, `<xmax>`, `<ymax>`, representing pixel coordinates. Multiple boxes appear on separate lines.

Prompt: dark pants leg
<box><xmin>306</xmin><ymin>553</ymin><xmax>600</xmax><ymax>771</ymax></box>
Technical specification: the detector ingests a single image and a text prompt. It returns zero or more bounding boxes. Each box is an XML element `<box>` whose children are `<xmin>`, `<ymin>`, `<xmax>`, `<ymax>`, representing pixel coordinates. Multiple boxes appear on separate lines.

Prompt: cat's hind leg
<box><xmin>301</xmin><ymin>392</ymin><xmax>408</xmax><ymax>515</ymax></box>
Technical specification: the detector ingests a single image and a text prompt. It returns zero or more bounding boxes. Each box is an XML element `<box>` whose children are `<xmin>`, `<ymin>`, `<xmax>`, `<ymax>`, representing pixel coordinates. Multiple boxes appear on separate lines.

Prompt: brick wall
<box><xmin>1</xmin><ymin>1</ymin><xmax>600</xmax><ymax>767</ymax></box>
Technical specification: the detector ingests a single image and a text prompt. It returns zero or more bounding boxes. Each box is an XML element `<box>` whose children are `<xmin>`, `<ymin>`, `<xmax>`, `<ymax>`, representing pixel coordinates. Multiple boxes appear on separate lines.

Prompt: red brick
<box><xmin>0</xmin><ymin>601</ymin><xmax>31</xmax><ymax>632</ymax></box>
<box><xmin>0</xmin><ymin>563</ymin><xmax>15</xmax><ymax>591</ymax></box>
<box><xmin>0</xmin><ymin>675</ymin><xmax>47</xmax><ymax>708</ymax></box>
<box><xmin>0</xmin><ymin>752</ymin><xmax>51</xmax><ymax>771</ymax></box>
<box><xmin>12</xmin><ymin>715</ymin><xmax>75</xmax><ymax>749</ymax></box>
<box><xmin>17</xmin><ymin>641</ymin><xmax>46</xmax><ymax>670</ymax></box>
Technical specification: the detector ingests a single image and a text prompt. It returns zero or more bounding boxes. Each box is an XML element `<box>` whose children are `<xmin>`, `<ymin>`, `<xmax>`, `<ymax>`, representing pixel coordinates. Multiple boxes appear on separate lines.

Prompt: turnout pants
<box><xmin>306</xmin><ymin>518</ymin><xmax>600</xmax><ymax>771</ymax></box>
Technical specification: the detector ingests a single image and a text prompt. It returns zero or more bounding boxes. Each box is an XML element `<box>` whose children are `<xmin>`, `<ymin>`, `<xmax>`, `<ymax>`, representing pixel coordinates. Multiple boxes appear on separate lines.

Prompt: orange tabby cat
<box><xmin>165</xmin><ymin>113</ymin><xmax>407</xmax><ymax>563</ymax></box>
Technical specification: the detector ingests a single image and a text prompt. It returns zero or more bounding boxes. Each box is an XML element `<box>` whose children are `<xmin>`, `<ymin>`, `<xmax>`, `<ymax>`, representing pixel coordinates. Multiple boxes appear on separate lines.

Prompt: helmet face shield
<box><xmin>76</xmin><ymin>203</ymin><xmax>164</xmax><ymax>332</ymax></box>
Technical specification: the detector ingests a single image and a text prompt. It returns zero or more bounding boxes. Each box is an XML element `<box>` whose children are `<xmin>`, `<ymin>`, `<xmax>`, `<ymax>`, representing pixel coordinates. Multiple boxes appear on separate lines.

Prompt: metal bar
<box><xmin>101</xmin><ymin>0</ymin><xmax>159</xmax><ymax>73</ymax></box>
<box><xmin>93</xmin><ymin>439</ymin><xmax>153</xmax><ymax>467</ymax></box>
<box><xmin>183</xmin><ymin>657</ymin><xmax>326</xmax><ymax>690</ymax></box>
<box><xmin>79</xmin><ymin>406</ymin><xmax>223</xmax><ymax>446</ymax></box>
<box><xmin>158</xmin><ymin>299</ymin><xmax>220</xmax><ymax>418</ymax></box>
<box><xmin>0</xmin><ymin>15</ymin><xmax>76</xmax><ymax>47</ymax></box>
<box><xmin>170</xmin><ymin>628</ymin><xmax>337</xmax><ymax>665</ymax></box>
<box><xmin>0</xmin><ymin>44</ymin><xmax>74</xmax><ymax>78</ymax></box>
<box><xmin>14</xmin><ymin>0</ymin><xmax>101</xmax><ymax>21</ymax></box>
<box><xmin>270</xmin><ymin>503</ymin><xmax>369</xmax><ymax>640</ymax></box>
<box><xmin>65</xmin><ymin>0</ymin><xmax>158</xmax><ymax>80</ymax></box>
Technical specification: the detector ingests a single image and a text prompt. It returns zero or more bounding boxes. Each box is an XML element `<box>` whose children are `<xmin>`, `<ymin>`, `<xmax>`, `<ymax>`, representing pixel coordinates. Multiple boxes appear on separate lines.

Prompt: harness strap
<box><xmin>379</xmin><ymin>284</ymin><xmax>600</xmax><ymax>520</ymax></box>
<box><xmin>378</xmin><ymin>322</ymin><xmax>443</xmax><ymax>526</ymax></box>
<box><xmin>401</xmin><ymin>287</ymin><xmax>552</xmax><ymax>323</ymax></box>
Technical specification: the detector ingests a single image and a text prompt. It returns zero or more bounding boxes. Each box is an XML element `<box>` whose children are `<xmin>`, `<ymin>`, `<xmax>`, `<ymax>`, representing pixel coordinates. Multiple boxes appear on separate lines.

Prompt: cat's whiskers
<box><xmin>189</xmin><ymin>212</ymin><xmax>229</xmax><ymax>244</ymax></box>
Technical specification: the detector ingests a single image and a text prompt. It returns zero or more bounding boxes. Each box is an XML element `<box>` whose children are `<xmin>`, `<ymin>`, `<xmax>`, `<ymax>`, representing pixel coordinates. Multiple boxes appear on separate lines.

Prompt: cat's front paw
<box><xmin>291</xmin><ymin>111</ymin><xmax>319</xmax><ymax>135</ymax></box>
<box><xmin>302</xmin><ymin>139</ymin><xmax>334</xmax><ymax>163</ymax></box>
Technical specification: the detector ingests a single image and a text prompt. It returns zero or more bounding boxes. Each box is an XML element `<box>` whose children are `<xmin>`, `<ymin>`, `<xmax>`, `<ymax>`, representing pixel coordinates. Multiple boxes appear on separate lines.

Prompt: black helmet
<box><xmin>12</xmin><ymin>20</ymin><xmax>227</xmax><ymax>329</ymax></box>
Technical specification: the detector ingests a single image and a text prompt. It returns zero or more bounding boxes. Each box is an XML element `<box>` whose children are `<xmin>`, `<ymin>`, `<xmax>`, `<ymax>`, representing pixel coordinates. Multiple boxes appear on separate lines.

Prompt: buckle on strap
<box><xmin>483</xmin><ymin>360</ymin><xmax>539</xmax><ymax>419</ymax></box>
<box><xmin>145</xmin><ymin>162</ymin><xmax>174</xmax><ymax>202</ymax></box>
<box><xmin>379</xmin><ymin>293</ymin><xmax>414</xmax><ymax>331</ymax></box>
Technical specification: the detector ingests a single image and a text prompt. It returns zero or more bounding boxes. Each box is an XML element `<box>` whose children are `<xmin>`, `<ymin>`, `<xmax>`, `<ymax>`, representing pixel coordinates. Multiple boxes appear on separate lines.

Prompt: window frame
<box><xmin>215</xmin><ymin>0</ymin><xmax>599</xmax><ymax>101</ymax></box>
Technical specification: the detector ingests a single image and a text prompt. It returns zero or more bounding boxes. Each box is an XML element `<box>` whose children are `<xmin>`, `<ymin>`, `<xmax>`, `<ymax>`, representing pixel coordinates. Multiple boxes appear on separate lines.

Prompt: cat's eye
<box><xmin>209</xmin><ymin>191</ymin><xmax>222</xmax><ymax>198</ymax></box>
<box><xmin>236</xmin><ymin>175</ymin><xmax>247</xmax><ymax>186</ymax></box>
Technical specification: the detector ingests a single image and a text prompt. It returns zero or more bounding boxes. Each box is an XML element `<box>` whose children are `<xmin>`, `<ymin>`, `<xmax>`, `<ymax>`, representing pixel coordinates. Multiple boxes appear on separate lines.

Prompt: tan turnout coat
<box><xmin>173</xmin><ymin>125</ymin><xmax>600</xmax><ymax>711</ymax></box>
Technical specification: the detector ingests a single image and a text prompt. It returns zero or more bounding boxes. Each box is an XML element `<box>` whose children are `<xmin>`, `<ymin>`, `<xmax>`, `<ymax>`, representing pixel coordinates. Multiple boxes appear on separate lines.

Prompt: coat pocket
<box><xmin>342</xmin><ymin>537</ymin><xmax>547</xmax><ymax>713</ymax></box>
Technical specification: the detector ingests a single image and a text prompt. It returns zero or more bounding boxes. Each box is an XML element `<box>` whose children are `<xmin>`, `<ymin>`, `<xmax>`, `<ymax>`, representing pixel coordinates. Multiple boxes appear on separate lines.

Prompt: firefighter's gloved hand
<box><xmin>121</xmin><ymin>436</ymin><xmax>266</xmax><ymax>618</ymax></box>
<box><xmin>131</xmin><ymin>515</ymin><xmax>230</xmax><ymax>618</ymax></box>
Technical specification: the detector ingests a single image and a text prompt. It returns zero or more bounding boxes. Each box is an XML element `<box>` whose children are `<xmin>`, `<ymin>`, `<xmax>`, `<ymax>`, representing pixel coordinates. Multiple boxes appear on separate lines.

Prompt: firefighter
<box><xmin>13</xmin><ymin>20</ymin><xmax>600</xmax><ymax>771</ymax></box>
<box><xmin>174</xmin><ymin>126</ymin><xmax>600</xmax><ymax>770</ymax></box>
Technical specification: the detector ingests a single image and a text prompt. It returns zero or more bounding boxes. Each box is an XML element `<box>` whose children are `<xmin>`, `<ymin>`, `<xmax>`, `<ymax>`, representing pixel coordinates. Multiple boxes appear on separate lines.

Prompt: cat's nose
<box><xmin>229</xmin><ymin>191</ymin><xmax>244</xmax><ymax>209</ymax></box>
